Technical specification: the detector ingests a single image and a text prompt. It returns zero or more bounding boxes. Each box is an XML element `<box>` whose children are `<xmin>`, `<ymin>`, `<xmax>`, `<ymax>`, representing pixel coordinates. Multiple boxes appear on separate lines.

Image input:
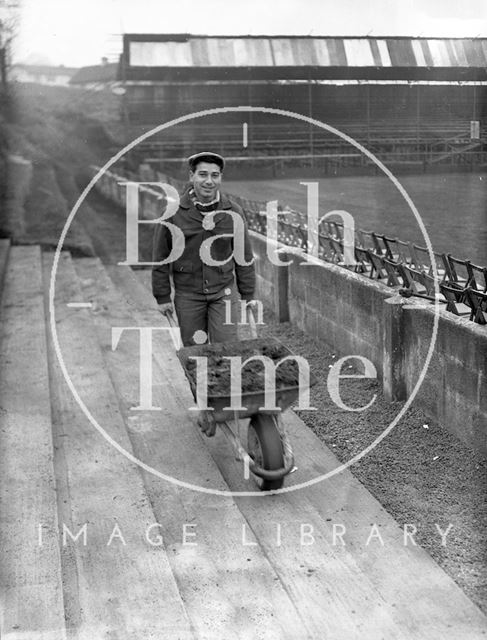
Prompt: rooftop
<box><xmin>123</xmin><ymin>34</ymin><xmax>487</xmax><ymax>69</ymax></box>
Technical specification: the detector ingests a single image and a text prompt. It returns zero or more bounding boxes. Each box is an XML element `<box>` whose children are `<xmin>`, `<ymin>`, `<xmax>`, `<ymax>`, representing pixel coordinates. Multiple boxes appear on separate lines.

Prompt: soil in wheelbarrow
<box><xmin>181</xmin><ymin>338</ymin><xmax>302</xmax><ymax>395</ymax></box>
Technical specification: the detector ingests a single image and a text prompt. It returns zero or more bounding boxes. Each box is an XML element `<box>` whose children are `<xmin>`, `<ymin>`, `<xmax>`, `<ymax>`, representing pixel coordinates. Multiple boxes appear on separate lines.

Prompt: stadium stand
<box><xmin>85</xmin><ymin>34</ymin><xmax>487</xmax><ymax>174</ymax></box>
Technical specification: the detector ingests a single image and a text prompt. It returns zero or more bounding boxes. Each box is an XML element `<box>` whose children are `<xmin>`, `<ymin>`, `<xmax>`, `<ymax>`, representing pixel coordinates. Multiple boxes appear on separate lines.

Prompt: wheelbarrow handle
<box><xmin>163</xmin><ymin>309</ymin><xmax>177</xmax><ymax>328</ymax></box>
<box><xmin>247</xmin><ymin>305</ymin><xmax>258</xmax><ymax>339</ymax></box>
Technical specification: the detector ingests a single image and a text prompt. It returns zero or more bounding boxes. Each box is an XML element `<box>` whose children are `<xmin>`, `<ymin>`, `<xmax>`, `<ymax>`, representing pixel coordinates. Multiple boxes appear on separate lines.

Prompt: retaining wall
<box><xmin>250</xmin><ymin>231</ymin><xmax>487</xmax><ymax>456</ymax></box>
<box><xmin>401</xmin><ymin>305</ymin><xmax>487</xmax><ymax>455</ymax></box>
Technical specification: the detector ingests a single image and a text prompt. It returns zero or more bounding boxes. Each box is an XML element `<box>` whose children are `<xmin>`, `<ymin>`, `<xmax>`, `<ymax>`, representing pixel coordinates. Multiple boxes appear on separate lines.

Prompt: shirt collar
<box><xmin>179</xmin><ymin>189</ymin><xmax>234</xmax><ymax>211</ymax></box>
<box><xmin>189</xmin><ymin>188</ymin><xmax>220</xmax><ymax>213</ymax></box>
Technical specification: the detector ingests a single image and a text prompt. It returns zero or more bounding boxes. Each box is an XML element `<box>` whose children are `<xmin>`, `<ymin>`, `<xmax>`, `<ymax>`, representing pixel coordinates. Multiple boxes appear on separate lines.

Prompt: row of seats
<box><xmin>241</xmin><ymin>206</ymin><xmax>487</xmax><ymax>325</ymax></box>
<box><xmin>125</xmin><ymin>162</ymin><xmax>487</xmax><ymax>325</ymax></box>
<box><xmin>132</xmin><ymin>119</ymin><xmax>481</xmax><ymax>156</ymax></box>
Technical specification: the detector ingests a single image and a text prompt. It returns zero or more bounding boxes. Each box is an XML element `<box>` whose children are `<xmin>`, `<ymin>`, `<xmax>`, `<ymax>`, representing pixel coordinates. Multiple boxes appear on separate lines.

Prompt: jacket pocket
<box><xmin>173</xmin><ymin>260</ymin><xmax>194</xmax><ymax>273</ymax></box>
<box><xmin>172</xmin><ymin>261</ymin><xmax>196</xmax><ymax>289</ymax></box>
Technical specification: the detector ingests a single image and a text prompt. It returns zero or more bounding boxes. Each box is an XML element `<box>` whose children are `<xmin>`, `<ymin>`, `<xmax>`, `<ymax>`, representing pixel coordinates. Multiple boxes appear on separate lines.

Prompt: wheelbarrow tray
<box><xmin>177</xmin><ymin>337</ymin><xmax>317</xmax><ymax>422</ymax></box>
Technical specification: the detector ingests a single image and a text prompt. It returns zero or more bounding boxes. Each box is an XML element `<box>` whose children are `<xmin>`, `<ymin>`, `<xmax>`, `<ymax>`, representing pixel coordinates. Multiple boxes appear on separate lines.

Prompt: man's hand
<box><xmin>158</xmin><ymin>302</ymin><xmax>174</xmax><ymax>316</ymax></box>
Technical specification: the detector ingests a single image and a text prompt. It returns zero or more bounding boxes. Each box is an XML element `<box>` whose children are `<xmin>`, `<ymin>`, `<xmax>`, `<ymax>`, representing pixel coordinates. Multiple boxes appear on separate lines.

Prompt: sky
<box><xmin>13</xmin><ymin>0</ymin><xmax>487</xmax><ymax>67</ymax></box>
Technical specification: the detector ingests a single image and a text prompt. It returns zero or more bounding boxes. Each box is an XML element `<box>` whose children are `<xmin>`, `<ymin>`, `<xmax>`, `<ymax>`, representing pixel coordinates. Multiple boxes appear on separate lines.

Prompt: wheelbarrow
<box><xmin>166</xmin><ymin>309</ymin><xmax>316</xmax><ymax>491</ymax></box>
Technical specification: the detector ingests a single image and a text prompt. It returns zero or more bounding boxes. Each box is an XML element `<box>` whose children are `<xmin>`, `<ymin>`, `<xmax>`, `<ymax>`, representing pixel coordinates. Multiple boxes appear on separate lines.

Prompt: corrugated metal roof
<box><xmin>343</xmin><ymin>39</ymin><xmax>376</xmax><ymax>67</ymax></box>
<box><xmin>126</xmin><ymin>35</ymin><xmax>487</xmax><ymax>68</ymax></box>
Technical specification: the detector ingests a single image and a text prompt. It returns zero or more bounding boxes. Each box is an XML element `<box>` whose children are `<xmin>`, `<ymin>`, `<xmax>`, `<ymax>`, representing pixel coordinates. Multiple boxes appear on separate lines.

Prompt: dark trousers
<box><xmin>174</xmin><ymin>283</ymin><xmax>241</xmax><ymax>347</ymax></box>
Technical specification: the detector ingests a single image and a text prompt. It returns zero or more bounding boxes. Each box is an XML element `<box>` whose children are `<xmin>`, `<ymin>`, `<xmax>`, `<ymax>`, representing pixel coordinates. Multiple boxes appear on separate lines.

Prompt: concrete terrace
<box><xmin>0</xmin><ymin>238</ymin><xmax>486</xmax><ymax>639</ymax></box>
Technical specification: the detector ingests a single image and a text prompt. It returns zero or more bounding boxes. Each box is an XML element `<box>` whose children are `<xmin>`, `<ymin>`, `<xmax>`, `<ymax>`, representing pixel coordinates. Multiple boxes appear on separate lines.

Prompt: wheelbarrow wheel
<box><xmin>247</xmin><ymin>414</ymin><xmax>284</xmax><ymax>491</ymax></box>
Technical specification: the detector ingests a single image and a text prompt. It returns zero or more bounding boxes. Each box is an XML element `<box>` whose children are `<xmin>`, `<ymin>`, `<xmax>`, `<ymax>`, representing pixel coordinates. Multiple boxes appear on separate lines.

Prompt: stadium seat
<box><xmin>464</xmin><ymin>288</ymin><xmax>487</xmax><ymax>324</ymax></box>
<box><xmin>355</xmin><ymin>229</ymin><xmax>379</xmax><ymax>253</ymax></box>
<box><xmin>446</xmin><ymin>254</ymin><xmax>472</xmax><ymax>287</ymax></box>
<box><xmin>467</xmin><ymin>262</ymin><xmax>487</xmax><ymax>293</ymax></box>
<box><xmin>382</xmin><ymin>258</ymin><xmax>408</xmax><ymax>288</ymax></box>
<box><xmin>321</xmin><ymin>219</ymin><xmax>343</xmax><ymax>240</ymax></box>
<box><xmin>399</xmin><ymin>264</ymin><xmax>440</xmax><ymax>298</ymax></box>
<box><xmin>372</xmin><ymin>233</ymin><xmax>396</xmax><ymax>260</ymax></box>
<box><xmin>318</xmin><ymin>233</ymin><xmax>335</xmax><ymax>262</ymax></box>
<box><xmin>439</xmin><ymin>282</ymin><xmax>471</xmax><ymax>316</ymax></box>
<box><xmin>410</xmin><ymin>244</ymin><xmax>450</xmax><ymax>280</ymax></box>
<box><xmin>354</xmin><ymin>246</ymin><xmax>373</xmax><ymax>276</ymax></box>
<box><xmin>366</xmin><ymin>251</ymin><xmax>390</xmax><ymax>280</ymax></box>
<box><xmin>327</xmin><ymin>237</ymin><xmax>345</xmax><ymax>265</ymax></box>
<box><xmin>389</xmin><ymin>238</ymin><xmax>417</xmax><ymax>266</ymax></box>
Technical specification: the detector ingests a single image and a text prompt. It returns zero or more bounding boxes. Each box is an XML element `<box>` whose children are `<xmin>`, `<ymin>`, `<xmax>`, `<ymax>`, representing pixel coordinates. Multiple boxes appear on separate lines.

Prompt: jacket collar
<box><xmin>179</xmin><ymin>190</ymin><xmax>234</xmax><ymax>211</ymax></box>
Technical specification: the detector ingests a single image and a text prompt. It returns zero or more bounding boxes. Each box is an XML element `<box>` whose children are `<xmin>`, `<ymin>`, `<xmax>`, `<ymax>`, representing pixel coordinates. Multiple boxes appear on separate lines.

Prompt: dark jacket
<box><xmin>152</xmin><ymin>191</ymin><xmax>255</xmax><ymax>304</ymax></box>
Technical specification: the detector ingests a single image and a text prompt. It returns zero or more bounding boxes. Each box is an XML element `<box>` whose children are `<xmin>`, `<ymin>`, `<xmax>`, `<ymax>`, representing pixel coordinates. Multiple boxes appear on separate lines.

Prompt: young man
<box><xmin>152</xmin><ymin>151</ymin><xmax>256</xmax><ymax>347</ymax></box>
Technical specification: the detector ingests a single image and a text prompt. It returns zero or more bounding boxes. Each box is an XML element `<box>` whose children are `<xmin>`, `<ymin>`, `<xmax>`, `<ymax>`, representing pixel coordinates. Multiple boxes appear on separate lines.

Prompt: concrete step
<box><xmin>123</xmin><ymin>264</ymin><xmax>487</xmax><ymax>640</ymax></box>
<box><xmin>0</xmin><ymin>246</ymin><xmax>66</xmax><ymax>640</ymax></box>
<box><xmin>42</xmin><ymin>251</ymin><xmax>193</xmax><ymax>639</ymax></box>
<box><xmin>206</xmin><ymin>411</ymin><xmax>487</xmax><ymax>639</ymax></box>
<box><xmin>75</xmin><ymin>257</ymin><xmax>312</xmax><ymax>639</ymax></box>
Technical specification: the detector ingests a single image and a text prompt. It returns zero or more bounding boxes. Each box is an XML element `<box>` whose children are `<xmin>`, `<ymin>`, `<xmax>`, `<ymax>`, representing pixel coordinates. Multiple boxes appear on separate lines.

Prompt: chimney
<box><xmin>101</xmin><ymin>56</ymin><xmax>108</xmax><ymax>66</ymax></box>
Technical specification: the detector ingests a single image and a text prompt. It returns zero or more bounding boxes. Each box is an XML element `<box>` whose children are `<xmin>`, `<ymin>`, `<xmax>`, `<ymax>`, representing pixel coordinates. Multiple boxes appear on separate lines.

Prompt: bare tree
<box><xmin>0</xmin><ymin>0</ymin><xmax>20</xmax><ymax>87</ymax></box>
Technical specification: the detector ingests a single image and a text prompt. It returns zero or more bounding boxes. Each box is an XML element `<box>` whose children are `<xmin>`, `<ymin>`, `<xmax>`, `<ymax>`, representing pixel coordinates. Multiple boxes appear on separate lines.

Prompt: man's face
<box><xmin>190</xmin><ymin>161</ymin><xmax>222</xmax><ymax>203</ymax></box>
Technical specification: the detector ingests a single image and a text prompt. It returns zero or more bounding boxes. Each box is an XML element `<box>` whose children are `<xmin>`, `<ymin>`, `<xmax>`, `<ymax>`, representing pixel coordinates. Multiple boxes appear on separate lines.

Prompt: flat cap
<box><xmin>188</xmin><ymin>151</ymin><xmax>225</xmax><ymax>172</ymax></box>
